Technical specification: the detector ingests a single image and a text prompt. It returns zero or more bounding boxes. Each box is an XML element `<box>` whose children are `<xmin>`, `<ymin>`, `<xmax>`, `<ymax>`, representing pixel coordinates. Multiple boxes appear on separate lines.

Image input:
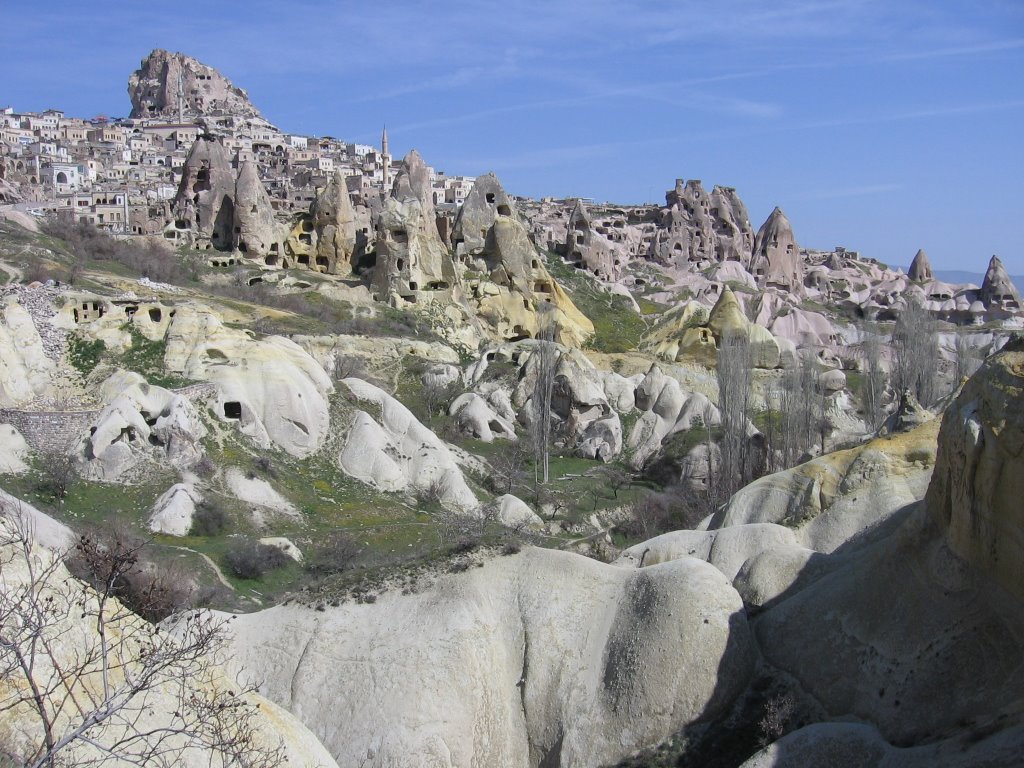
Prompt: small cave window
<box><xmin>265</xmin><ymin>255</ymin><xmax>278</xmax><ymax>266</ymax></box>
<box><xmin>223</xmin><ymin>401</ymin><xmax>242</xmax><ymax>419</ymax></box>
<box><xmin>497</xmin><ymin>204</ymin><xmax>511</xmax><ymax>216</ymax></box>
<box><xmin>316</xmin><ymin>256</ymin><xmax>329</xmax><ymax>268</ymax></box>
<box><xmin>485</xmin><ymin>193</ymin><xmax>496</xmax><ymax>204</ymax></box>
<box><xmin>408</xmin><ymin>281</ymin><xmax>418</xmax><ymax>291</ymax></box>
<box><xmin>148</xmin><ymin>308</ymin><xmax>162</xmax><ymax>322</ymax></box>
<box><xmin>297</xmin><ymin>254</ymin><xmax>310</xmax><ymax>265</ymax></box>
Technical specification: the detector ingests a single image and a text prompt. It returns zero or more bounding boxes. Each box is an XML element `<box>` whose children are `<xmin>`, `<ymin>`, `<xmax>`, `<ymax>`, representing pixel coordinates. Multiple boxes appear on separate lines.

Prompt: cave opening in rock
<box><xmin>223</xmin><ymin>402</ymin><xmax>242</xmax><ymax>420</ymax></box>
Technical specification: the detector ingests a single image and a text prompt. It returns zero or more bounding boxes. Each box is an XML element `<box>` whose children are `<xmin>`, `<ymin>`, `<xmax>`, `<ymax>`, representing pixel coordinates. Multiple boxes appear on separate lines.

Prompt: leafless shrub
<box><xmin>893</xmin><ymin>298</ymin><xmax>939</xmax><ymax>408</ymax></box>
<box><xmin>36</xmin><ymin>453</ymin><xmax>76</xmax><ymax>508</ymax></box>
<box><xmin>489</xmin><ymin>440</ymin><xmax>530</xmax><ymax>495</ymax></box>
<box><xmin>305</xmin><ymin>531</ymin><xmax>360</xmax><ymax>576</ymax></box>
<box><xmin>716</xmin><ymin>331</ymin><xmax>753</xmax><ymax>502</ymax></box>
<box><xmin>618</xmin><ymin>485</ymin><xmax>712</xmax><ymax>540</ymax></box>
<box><xmin>0</xmin><ymin>510</ymin><xmax>284</xmax><ymax>767</ymax></box>
<box><xmin>223</xmin><ymin>539</ymin><xmax>291</xmax><ymax>580</ymax></box>
<box><xmin>758</xmin><ymin>694</ymin><xmax>796</xmax><ymax>747</ymax></box>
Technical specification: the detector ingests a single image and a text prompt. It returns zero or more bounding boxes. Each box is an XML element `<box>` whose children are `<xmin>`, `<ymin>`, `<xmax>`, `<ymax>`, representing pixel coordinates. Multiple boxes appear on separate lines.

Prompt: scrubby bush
<box><xmin>223</xmin><ymin>539</ymin><xmax>291</xmax><ymax>580</ymax></box>
<box><xmin>618</xmin><ymin>486</ymin><xmax>712</xmax><ymax>540</ymax></box>
<box><xmin>189</xmin><ymin>499</ymin><xmax>229</xmax><ymax>537</ymax></box>
<box><xmin>305</xmin><ymin>531</ymin><xmax>360</xmax><ymax>576</ymax></box>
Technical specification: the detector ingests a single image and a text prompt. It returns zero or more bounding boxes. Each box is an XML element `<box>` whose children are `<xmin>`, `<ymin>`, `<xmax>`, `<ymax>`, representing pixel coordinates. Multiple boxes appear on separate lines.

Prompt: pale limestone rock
<box><xmin>493</xmin><ymin>494</ymin><xmax>543</xmax><ymax>529</ymax></box>
<box><xmin>148</xmin><ymin>483</ymin><xmax>203</xmax><ymax>537</ymax></box>
<box><xmin>0</xmin><ymin>297</ymin><xmax>55</xmax><ymax>406</ymax></box>
<box><xmin>222</xmin><ymin>548</ymin><xmax>754</xmax><ymax>768</ymax></box>
<box><xmin>339</xmin><ymin>378</ymin><xmax>478</xmax><ymax>513</ymax></box>
<box><xmin>750</xmin><ymin>207</ymin><xmax>803</xmax><ymax>294</ymax></box>
<box><xmin>709</xmin><ymin>420</ymin><xmax>939</xmax><ymax>553</ymax></box>
<box><xmin>980</xmin><ymin>255</ymin><xmax>1021</xmax><ymax>311</ymax></box>
<box><xmin>451</xmin><ymin>172</ymin><xmax>517</xmax><ymax>257</ymax></box>
<box><xmin>908</xmin><ymin>248</ymin><xmax>934</xmax><ymax>282</ymax></box>
<box><xmin>83</xmin><ymin>371</ymin><xmax>207</xmax><ymax>480</ymax></box>
<box><xmin>0</xmin><ymin>527</ymin><xmax>338</xmax><ymax>768</ymax></box>
<box><xmin>259</xmin><ymin>537</ymin><xmax>303</xmax><ymax>562</ymax></box>
<box><xmin>225</xmin><ymin>468</ymin><xmax>300</xmax><ymax>520</ymax></box>
<box><xmin>0</xmin><ymin>489</ymin><xmax>74</xmax><ymax>551</ymax></box>
<box><xmin>165</xmin><ymin>307</ymin><xmax>332</xmax><ymax>457</ymax></box>
<box><xmin>129</xmin><ymin>49</ymin><xmax>266</xmax><ymax>121</ymax></box>
<box><xmin>0</xmin><ymin>424</ymin><xmax>29</xmax><ymax>474</ymax></box>
<box><xmin>449</xmin><ymin>392</ymin><xmax>516</xmax><ymax>442</ymax></box>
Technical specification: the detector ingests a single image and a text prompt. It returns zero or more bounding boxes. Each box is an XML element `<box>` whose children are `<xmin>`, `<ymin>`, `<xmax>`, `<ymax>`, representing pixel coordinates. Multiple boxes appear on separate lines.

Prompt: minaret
<box><xmin>177</xmin><ymin>70</ymin><xmax>185</xmax><ymax>125</ymax></box>
<box><xmin>381</xmin><ymin>125</ymin><xmax>391</xmax><ymax>189</ymax></box>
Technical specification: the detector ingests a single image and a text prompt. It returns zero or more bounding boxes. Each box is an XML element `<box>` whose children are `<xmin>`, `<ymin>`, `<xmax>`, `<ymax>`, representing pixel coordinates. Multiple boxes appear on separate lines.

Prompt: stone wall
<box><xmin>0</xmin><ymin>408</ymin><xmax>99</xmax><ymax>454</ymax></box>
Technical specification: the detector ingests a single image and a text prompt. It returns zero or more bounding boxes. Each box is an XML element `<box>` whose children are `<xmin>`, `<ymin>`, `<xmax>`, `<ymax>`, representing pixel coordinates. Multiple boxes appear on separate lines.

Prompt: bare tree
<box><xmin>490</xmin><ymin>440</ymin><xmax>530</xmax><ymax>495</ymax></box>
<box><xmin>0</xmin><ymin>510</ymin><xmax>284</xmax><ymax>768</ymax></box>
<box><xmin>530</xmin><ymin>306</ymin><xmax>559</xmax><ymax>485</ymax></box>
<box><xmin>954</xmin><ymin>333</ymin><xmax>981</xmax><ymax>386</ymax></box>
<box><xmin>861</xmin><ymin>327</ymin><xmax>888</xmax><ymax>431</ymax></box>
<box><xmin>715</xmin><ymin>331</ymin><xmax>753</xmax><ymax>503</ymax></box>
<box><xmin>36</xmin><ymin>454</ymin><xmax>76</xmax><ymax>511</ymax></box>
<box><xmin>892</xmin><ymin>299</ymin><xmax>939</xmax><ymax>409</ymax></box>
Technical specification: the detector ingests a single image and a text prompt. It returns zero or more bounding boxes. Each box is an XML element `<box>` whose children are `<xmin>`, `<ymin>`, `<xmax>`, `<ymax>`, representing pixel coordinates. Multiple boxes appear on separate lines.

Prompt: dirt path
<box><xmin>172</xmin><ymin>546</ymin><xmax>235</xmax><ymax>591</ymax></box>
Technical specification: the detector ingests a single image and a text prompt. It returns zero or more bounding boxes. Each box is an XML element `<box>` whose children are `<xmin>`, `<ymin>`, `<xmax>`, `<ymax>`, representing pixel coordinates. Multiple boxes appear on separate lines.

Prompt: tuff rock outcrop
<box><xmin>233</xmin><ymin>160</ymin><xmax>286</xmax><ymax>261</ymax></box>
<box><xmin>926</xmin><ymin>333</ymin><xmax>1024</xmax><ymax>599</ymax></box>
<box><xmin>907</xmin><ymin>248</ymin><xmax>933</xmax><ymax>282</ymax></box>
<box><xmin>310</xmin><ymin>170</ymin><xmax>357</xmax><ymax>275</ymax></box>
<box><xmin>222</xmin><ymin>547</ymin><xmax>754</xmax><ymax>768</ymax></box>
<box><xmin>750</xmin><ymin>207</ymin><xmax>803</xmax><ymax>294</ymax></box>
<box><xmin>980</xmin><ymin>255</ymin><xmax>1021</xmax><ymax>310</ymax></box>
<box><xmin>128</xmin><ymin>49</ymin><xmax>266</xmax><ymax>122</ymax></box>
<box><xmin>169</xmin><ymin>136</ymin><xmax>236</xmax><ymax>250</ymax></box>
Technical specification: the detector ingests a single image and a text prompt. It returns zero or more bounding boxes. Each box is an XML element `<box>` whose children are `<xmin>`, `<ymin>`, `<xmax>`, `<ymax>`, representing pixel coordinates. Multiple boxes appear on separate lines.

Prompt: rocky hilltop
<box><xmin>128</xmin><ymin>48</ymin><xmax>267</xmax><ymax>123</ymax></box>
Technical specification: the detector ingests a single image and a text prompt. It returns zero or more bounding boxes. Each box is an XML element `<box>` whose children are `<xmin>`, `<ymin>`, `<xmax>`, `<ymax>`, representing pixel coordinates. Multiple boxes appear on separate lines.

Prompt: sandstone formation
<box><xmin>0</xmin><ymin>424</ymin><xmax>30</xmax><ymax>473</ymax></box>
<box><xmin>222</xmin><ymin>547</ymin><xmax>754</xmax><ymax>767</ymax></box>
<box><xmin>128</xmin><ymin>49</ymin><xmax>266</xmax><ymax>122</ymax></box>
<box><xmin>164</xmin><ymin>306</ymin><xmax>333</xmax><ymax>457</ymax></box>
<box><xmin>169</xmin><ymin>136</ymin><xmax>236</xmax><ymax>250</ymax></box>
<box><xmin>907</xmin><ymin>248</ymin><xmax>933</xmax><ymax>282</ymax></box>
<box><xmin>926</xmin><ymin>333</ymin><xmax>1024</xmax><ymax>599</ymax></box>
<box><xmin>565</xmin><ymin>199</ymin><xmax>619</xmax><ymax>280</ymax></box>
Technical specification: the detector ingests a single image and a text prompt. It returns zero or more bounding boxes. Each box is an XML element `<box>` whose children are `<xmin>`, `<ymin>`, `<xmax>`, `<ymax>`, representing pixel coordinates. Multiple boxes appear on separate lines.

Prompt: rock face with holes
<box><xmin>452</xmin><ymin>172</ymin><xmax>517</xmax><ymax>258</ymax></box>
<box><xmin>169</xmin><ymin>136</ymin><xmax>236</xmax><ymax>251</ymax></box>
<box><xmin>222</xmin><ymin>546</ymin><xmax>754</xmax><ymax>768</ymax></box>
<box><xmin>128</xmin><ymin>49</ymin><xmax>266</xmax><ymax>122</ymax></box>
<box><xmin>908</xmin><ymin>248</ymin><xmax>933</xmax><ymax>282</ymax></box>
<box><xmin>980</xmin><ymin>255</ymin><xmax>1022</xmax><ymax>311</ymax></box>
<box><xmin>372</xmin><ymin>150</ymin><xmax>462</xmax><ymax>307</ymax></box>
<box><xmin>310</xmin><ymin>170</ymin><xmax>357</xmax><ymax>275</ymax></box>
<box><xmin>80</xmin><ymin>371</ymin><xmax>207</xmax><ymax>480</ymax></box>
<box><xmin>749</xmin><ymin>207</ymin><xmax>803</xmax><ymax>295</ymax></box>
<box><xmin>164</xmin><ymin>306</ymin><xmax>332</xmax><ymax>457</ymax></box>
<box><xmin>233</xmin><ymin>160</ymin><xmax>286</xmax><ymax>261</ymax></box>
<box><xmin>565</xmin><ymin>199</ymin><xmax>620</xmax><ymax>281</ymax></box>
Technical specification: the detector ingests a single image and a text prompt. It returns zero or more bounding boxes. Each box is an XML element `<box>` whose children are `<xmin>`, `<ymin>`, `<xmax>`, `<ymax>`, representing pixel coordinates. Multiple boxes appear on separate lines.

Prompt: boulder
<box><xmin>449</xmin><ymin>392</ymin><xmax>516</xmax><ymax>442</ymax></box>
<box><xmin>148</xmin><ymin>483</ymin><xmax>203</xmax><ymax>537</ymax></box>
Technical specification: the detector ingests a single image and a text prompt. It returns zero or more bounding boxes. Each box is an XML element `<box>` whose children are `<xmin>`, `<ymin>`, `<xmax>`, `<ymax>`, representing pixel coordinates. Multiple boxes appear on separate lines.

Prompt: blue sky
<box><xmin>2</xmin><ymin>1</ymin><xmax>1022</xmax><ymax>273</ymax></box>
